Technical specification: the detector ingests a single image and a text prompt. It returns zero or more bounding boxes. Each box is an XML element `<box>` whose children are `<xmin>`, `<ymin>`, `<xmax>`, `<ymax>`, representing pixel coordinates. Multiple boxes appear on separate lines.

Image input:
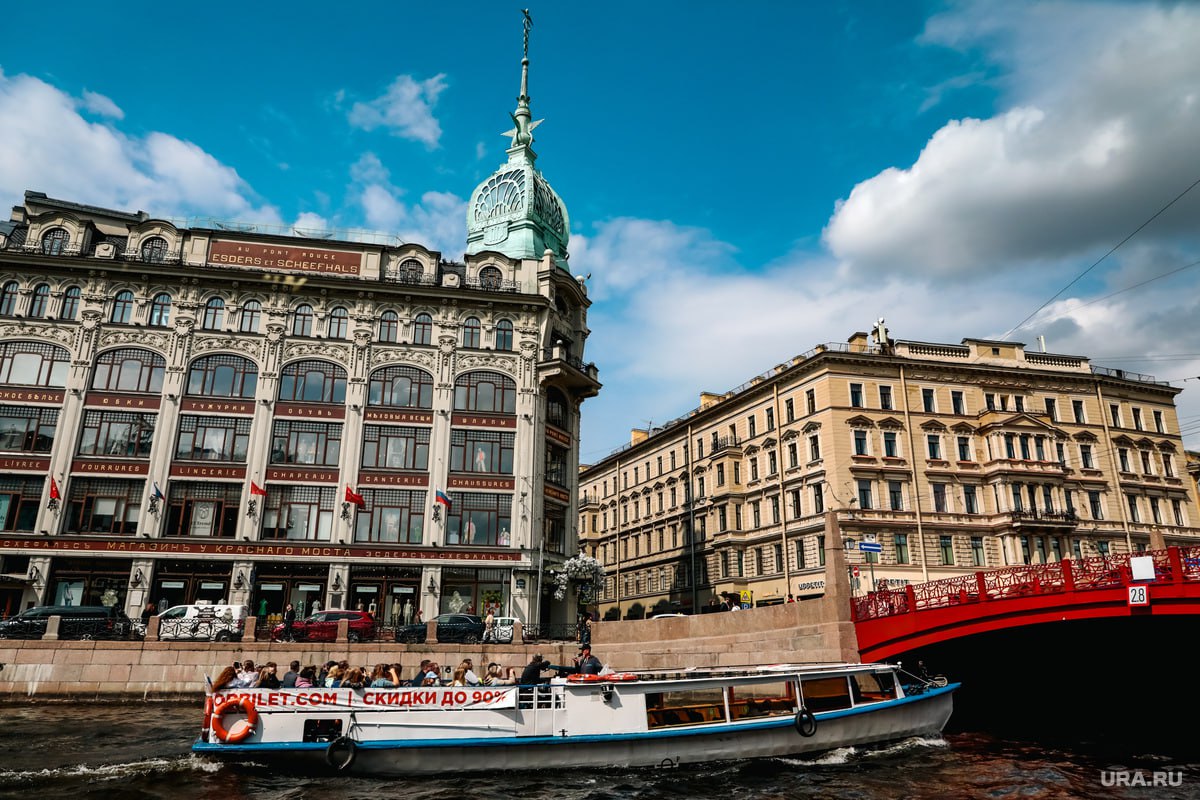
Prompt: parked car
<box><xmin>0</xmin><ymin>605</ymin><xmax>132</xmax><ymax>640</ymax></box>
<box><xmin>395</xmin><ymin>613</ymin><xmax>485</xmax><ymax>644</ymax></box>
<box><xmin>271</xmin><ymin>609</ymin><xmax>377</xmax><ymax>643</ymax></box>
<box><xmin>156</xmin><ymin>603</ymin><xmax>247</xmax><ymax>642</ymax></box>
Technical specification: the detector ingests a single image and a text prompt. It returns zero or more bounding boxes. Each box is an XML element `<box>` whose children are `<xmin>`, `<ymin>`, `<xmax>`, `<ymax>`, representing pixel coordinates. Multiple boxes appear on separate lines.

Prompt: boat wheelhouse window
<box><xmin>644</xmin><ymin>686</ymin><xmax>726</xmax><ymax>728</ymax></box>
<box><xmin>727</xmin><ymin>681</ymin><xmax>797</xmax><ymax>721</ymax></box>
<box><xmin>851</xmin><ymin>671</ymin><xmax>898</xmax><ymax>704</ymax></box>
<box><xmin>800</xmin><ymin>676</ymin><xmax>853</xmax><ymax>712</ymax></box>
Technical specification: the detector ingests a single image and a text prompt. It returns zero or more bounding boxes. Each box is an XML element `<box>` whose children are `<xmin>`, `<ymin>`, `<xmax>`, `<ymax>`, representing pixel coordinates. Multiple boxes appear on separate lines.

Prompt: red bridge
<box><xmin>851</xmin><ymin>546</ymin><xmax>1200</xmax><ymax>662</ymax></box>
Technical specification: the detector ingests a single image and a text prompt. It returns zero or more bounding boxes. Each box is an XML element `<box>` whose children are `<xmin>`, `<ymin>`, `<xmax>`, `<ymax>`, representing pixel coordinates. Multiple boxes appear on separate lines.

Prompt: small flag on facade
<box><xmin>152</xmin><ymin>482</ymin><xmax>165</xmax><ymax>500</ymax></box>
<box><xmin>345</xmin><ymin>485</ymin><xmax>366</xmax><ymax>508</ymax></box>
<box><xmin>435</xmin><ymin>490</ymin><xmax>452</xmax><ymax>509</ymax></box>
<box><xmin>250</xmin><ymin>481</ymin><xmax>268</xmax><ymax>497</ymax></box>
<box><xmin>49</xmin><ymin>477</ymin><xmax>61</xmax><ymax>500</ymax></box>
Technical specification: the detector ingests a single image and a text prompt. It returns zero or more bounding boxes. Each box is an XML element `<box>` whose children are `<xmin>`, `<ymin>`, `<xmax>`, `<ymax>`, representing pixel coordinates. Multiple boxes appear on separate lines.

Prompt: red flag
<box><xmin>250</xmin><ymin>481</ymin><xmax>268</xmax><ymax>497</ymax></box>
<box><xmin>49</xmin><ymin>477</ymin><xmax>61</xmax><ymax>500</ymax></box>
<box><xmin>345</xmin><ymin>485</ymin><xmax>366</xmax><ymax>508</ymax></box>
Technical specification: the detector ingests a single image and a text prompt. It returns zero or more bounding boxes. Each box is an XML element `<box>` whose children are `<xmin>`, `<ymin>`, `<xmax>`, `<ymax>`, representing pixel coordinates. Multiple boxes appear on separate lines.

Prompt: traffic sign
<box><xmin>858</xmin><ymin>541</ymin><xmax>883</xmax><ymax>553</ymax></box>
<box><xmin>1127</xmin><ymin>585</ymin><xmax>1149</xmax><ymax>607</ymax></box>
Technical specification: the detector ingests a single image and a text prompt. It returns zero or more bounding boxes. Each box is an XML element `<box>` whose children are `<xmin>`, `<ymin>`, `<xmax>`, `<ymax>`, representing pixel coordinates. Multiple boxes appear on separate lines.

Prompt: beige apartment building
<box><xmin>579</xmin><ymin>328</ymin><xmax>1200</xmax><ymax>620</ymax></box>
<box><xmin>0</xmin><ymin>35</ymin><xmax>600</xmax><ymax>625</ymax></box>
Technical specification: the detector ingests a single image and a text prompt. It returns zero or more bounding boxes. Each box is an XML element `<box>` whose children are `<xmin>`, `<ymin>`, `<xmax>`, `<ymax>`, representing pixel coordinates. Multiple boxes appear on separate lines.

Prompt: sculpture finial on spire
<box><xmin>504</xmin><ymin>8</ymin><xmax>542</xmax><ymax>151</ymax></box>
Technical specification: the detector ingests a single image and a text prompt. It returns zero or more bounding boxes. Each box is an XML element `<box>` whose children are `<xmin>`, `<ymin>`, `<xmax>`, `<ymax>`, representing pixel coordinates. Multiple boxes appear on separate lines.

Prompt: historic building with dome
<box><xmin>0</xmin><ymin>25</ymin><xmax>599</xmax><ymax>627</ymax></box>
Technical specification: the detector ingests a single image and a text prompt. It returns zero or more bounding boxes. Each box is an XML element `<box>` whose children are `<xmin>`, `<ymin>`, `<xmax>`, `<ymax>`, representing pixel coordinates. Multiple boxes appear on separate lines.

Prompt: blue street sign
<box><xmin>858</xmin><ymin>541</ymin><xmax>883</xmax><ymax>553</ymax></box>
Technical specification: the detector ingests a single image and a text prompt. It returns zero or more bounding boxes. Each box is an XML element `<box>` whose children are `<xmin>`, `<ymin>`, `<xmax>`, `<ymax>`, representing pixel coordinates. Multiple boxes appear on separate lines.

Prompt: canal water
<box><xmin>0</xmin><ymin>703</ymin><xmax>1194</xmax><ymax>799</ymax></box>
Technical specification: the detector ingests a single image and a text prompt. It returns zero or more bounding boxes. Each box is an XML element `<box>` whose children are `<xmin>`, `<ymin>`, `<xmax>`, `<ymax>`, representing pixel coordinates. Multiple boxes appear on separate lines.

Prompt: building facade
<box><xmin>0</xmin><ymin>36</ymin><xmax>599</xmax><ymax>625</ymax></box>
<box><xmin>579</xmin><ymin>328</ymin><xmax>1200</xmax><ymax>620</ymax></box>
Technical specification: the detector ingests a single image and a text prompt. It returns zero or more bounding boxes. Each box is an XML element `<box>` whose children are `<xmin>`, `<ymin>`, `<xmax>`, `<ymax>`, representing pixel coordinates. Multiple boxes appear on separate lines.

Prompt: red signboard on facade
<box><xmin>451</xmin><ymin>413</ymin><xmax>516</xmax><ymax>429</ymax></box>
<box><xmin>0</xmin><ymin>456</ymin><xmax>51</xmax><ymax>472</ymax></box>
<box><xmin>364</xmin><ymin>409</ymin><xmax>434</xmax><ymax>425</ymax></box>
<box><xmin>266</xmin><ymin>467</ymin><xmax>339</xmax><ymax>483</ymax></box>
<box><xmin>0</xmin><ymin>388</ymin><xmax>64</xmax><ymax>405</ymax></box>
<box><xmin>170</xmin><ymin>464</ymin><xmax>247</xmax><ymax>480</ymax></box>
<box><xmin>71</xmin><ymin>459</ymin><xmax>150</xmax><ymax>476</ymax></box>
<box><xmin>84</xmin><ymin>392</ymin><xmax>162</xmax><ymax>410</ymax></box>
<box><xmin>448</xmin><ymin>476</ymin><xmax>515</xmax><ymax>491</ymax></box>
<box><xmin>357</xmin><ymin>472</ymin><xmax>429</xmax><ymax>487</ymax></box>
<box><xmin>181</xmin><ymin>398</ymin><xmax>255</xmax><ymax>415</ymax></box>
<box><xmin>275</xmin><ymin>403</ymin><xmax>346</xmax><ymax>419</ymax></box>
<box><xmin>208</xmin><ymin>240</ymin><xmax>362</xmax><ymax>276</ymax></box>
<box><xmin>546</xmin><ymin>426</ymin><xmax>571</xmax><ymax>446</ymax></box>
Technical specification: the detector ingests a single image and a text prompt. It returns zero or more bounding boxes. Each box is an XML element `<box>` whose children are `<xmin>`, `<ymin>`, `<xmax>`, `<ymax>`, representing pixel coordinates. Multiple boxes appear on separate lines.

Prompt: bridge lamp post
<box><xmin>842</xmin><ymin>536</ymin><xmax>860</xmax><ymax>596</ymax></box>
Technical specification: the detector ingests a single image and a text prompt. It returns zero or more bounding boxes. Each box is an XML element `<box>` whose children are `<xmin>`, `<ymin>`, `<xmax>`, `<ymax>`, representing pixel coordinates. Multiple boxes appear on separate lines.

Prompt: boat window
<box><xmin>800</xmin><ymin>676</ymin><xmax>853</xmax><ymax>712</ymax></box>
<box><xmin>727</xmin><ymin>681</ymin><xmax>796</xmax><ymax>721</ymax></box>
<box><xmin>645</xmin><ymin>687</ymin><xmax>726</xmax><ymax>728</ymax></box>
<box><xmin>851</xmin><ymin>671</ymin><xmax>898</xmax><ymax>705</ymax></box>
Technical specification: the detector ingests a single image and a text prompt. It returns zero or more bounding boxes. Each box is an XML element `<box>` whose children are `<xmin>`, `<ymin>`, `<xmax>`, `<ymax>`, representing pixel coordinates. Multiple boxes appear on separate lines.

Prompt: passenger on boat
<box><xmin>212</xmin><ymin>665</ymin><xmax>238</xmax><ymax>691</ymax></box>
<box><xmin>281</xmin><ymin>660</ymin><xmax>300</xmax><ymax>688</ymax></box>
<box><xmin>460</xmin><ymin>658</ymin><xmax>481</xmax><ymax>686</ymax></box>
<box><xmin>422</xmin><ymin>662</ymin><xmax>443</xmax><ymax>686</ymax></box>
<box><xmin>324</xmin><ymin>665</ymin><xmax>343</xmax><ymax>688</ymax></box>
<box><xmin>482</xmin><ymin>662</ymin><xmax>517</xmax><ymax>685</ymax></box>
<box><xmin>341</xmin><ymin>667</ymin><xmax>367</xmax><ymax>690</ymax></box>
<box><xmin>409</xmin><ymin>659</ymin><xmax>432</xmax><ymax>686</ymax></box>
<box><xmin>232</xmin><ymin>660</ymin><xmax>259</xmax><ymax>688</ymax></box>
<box><xmin>369</xmin><ymin>663</ymin><xmax>401</xmax><ymax>688</ymax></box>
<box><xmin>519</xmin><ymin>654</ymin><xmax>553</xmax><ymax>685</ymax></box>
<box><xmin>573</xmin><ymin>645</ymin><xmax>603</xmax><ymax>676</ymax></box>
<box><xmin>450</xmin><ymin>666</ymin><xmax>469</xmax><ymax>686</ymax></box>
<box><xmin>258</xmin><ymin>662</ymin><xmax>281</xmax><ymax>690</ymax></box>
<box><xmin>294</xmin><ymin>666</ymin><xmax>317</xmax><ymax>688</ymax></box>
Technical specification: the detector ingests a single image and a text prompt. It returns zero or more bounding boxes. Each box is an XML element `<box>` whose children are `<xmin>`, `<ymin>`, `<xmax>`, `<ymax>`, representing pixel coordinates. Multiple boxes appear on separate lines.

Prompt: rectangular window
<box><xmin>349</xmin><ymin>489</ymin><xmax>425</xmax><ymax>544</ymax></box>
<box><xmin>0</xmin><ymin>476</ymin><xmax>43</xmax><ymax>532</ymax></box>
<box><xmin>1173</xmin><ymin>499</ymin><xmax>1184</xmax><ymax>526</ymax></box>
<box><xmin>926</xmin><ymin>434</ymin><xmax>941</xmax><ymax>460</ymax></box>
<box><xmin>940</xmin><ymin>535</ymin><xmax>954</xmax><ymax>565</ymax></box>
<box><xmin>749</xmin><ymin>459</ymin><xmax>759</xmax><ymax>482</ymax></box>
<box><xmin>790</xmin><ymin>489</ymin><xmax>802</xmax><ymax>518</ymax></box>
<box><xmin>1164</xmin><ymin>455</ymin><xmax>1174</xmax><ymax>478</ymax></box>
<box><xmin>765</xmin><ymin>407</ymin><xmax>775</xmax><ymax>431</ymax></box>
<box><xmin>809</xmin><ymin>435</ymin><xmax>821</xmax><ymax>461</ymax></box>
<box><xmin>175</xmin><ymin>415</ymin><xmax>251</xmax><ymax>463</ymax></box>
<box><xmin>1140</xmin><ymin>451</ymin><xmax>1152</xmax><ymax>474</ymax></box>
<box><xmin>849</xmin><ymin>383</ymin><xmax>864</xmax><ymax>408</ymax></box>
<box><xmin>796</xmin><ymin>539</ymin><xmax>807</xmax><ymax>569</ymax></box>
<box><xmin>163</xmin><ymin>480</ymin><xmax>242</xmax><ymax>538</ymax></box>
<box><xmin>1011</xmin><ymin>484</ymin><xmax>1023</xmax><ymax>512</ymax></box>
<box><xmin>751</xmin><ymin>501</ymin><xmax>761</xmax><ymax>528</ymax></box>
<box><xmin>1150</xmin><ymin>497</ymin><xmax>1162</xmax><ymax>525</ymax></box>
<box><xmin>1015</xmin><ymin>396</ymin><xmax>1025</xmax><ymax>412</ymax></box>
<box><xmin>806</xmin><ymin>389</ymin><xmax>816</xmax><ymax>415</ymax></box>
<box><xmin>787</xmin><ymin>442</ymin><xmax>798</xmax><ymax>469</ymax></box>
<box><xmin>951</xmin><ymin>390</ymin><xmax>964</xmax><ymax>415</ymax></box>
<box><xmin>879</xmin><ymin>385</ymin><xmax>892</xmax><ymax>410</ymax></box>
<box><xmin>0</xmin><ymin>407</ymin><xmax>58</xmax><ymax>454</ymax></box>
<box><xmin>883</xmin><ymin>431</ymin><xmax>898</xmax><ymax>458</ymax></box>
<box><xmin>748</xmin><ymin>416</ymin><xmax>757</xmax><ymax>438</ymax></box>
<box><xmin>1019</xmin><ymin>434</ymin><xmax>1031</xmax><ymax>460</ymax></box>
<box><xmin>1118</xmin><ymin>448</ymin><xmax>1130</xmax><ymax>472</ymax></box>
<box><xmin>361</xmin><ymin>425</ymin><xmax>430</xmax><ymax>470</ymax></box>
<box><xmin>1110</xmin><ymin>403</ymin><xmax>1121</xmax><ymax>427</ymax></box>
<box><xmin>812</xmin><ymin>484</ymin><xmax>824</xmax><ymax>514</ymax></box>
<box><xmin>768</xmin><ymin>451</ymin><xmax>777</xmax><ymax>475</ymax></box>
<box><xmin>957</xmin><ymin>436</ymin><xmax>971</xmax><ymax>462</ymax></box>
<box><xmin>77</xmin><ymin>410</ymin><xmax>155</xmax><ymax>458</ymax></box>
<box><xmin>1072</xmin><ymin>400</ymin><xmax>1085</xmax><ymax>423</ymax></box>
<box><xmin>270</xmin><ymin>420</ymin><xmax>342</xmax><ymax>467</ymax></box>
<box><xmin>1097</xmin><ymin>540</ymin><xmax>1110</xmax><ymax>556</ymax></box>
<box><xmin>1044</xmin><ymin>398</ymin><xmax>1057</xmax><ymax>421</ymax></box>
<box><xmin>854</xmin><ymin>429</ymin><xmax>868</xmax><ymax>456</ymax></box>
<box><xmin>888</xmin><ymin>481</ymin><xmax>903</xmax><ymax>511</ymax></box>
<box><xmin>1080</xmin><ymin>444</ymin><xmax>1093</xmax><ymax>469</ymax></box>
<box><xmin>1132</xmin><ymin>408</ymin><xmax>1143</xmax><ymax>431</ymax></box>
<box><xmin>716</xmin><ymin>463</ymin><xmax>725</xmax><ymax>486</ymax></box>
<box><xmin>445</xmin><ymin>491</ymin><xmax>512</xmax><ymax>547</ymax></box>
<box><xmin>922</xmin><ymin>388</ymin><xmax>935</xmax><ymax>412</ymax></box>
<box><xmin>1005</xmin><ymin>434</ymin><xmax>1016</xmax><ymax>459</ymax></box>
<box><xmin>1126</xmin><ymin>494</ymin><xmax>1140</xmax><ymax>523</ymax></box>
<box><xmin>771</xmin><ymin>496</ymin><xmax>780</xmax><ymax>524</ymax></box>
<box><xmin>817</xmin><ymin>534</ymin><xmax>826</xmax><ymax>566</ymax></box>
<box><xmin>893</xmin><ymin>534</ymin><xmax>909</xmax><ymax>564</ymax></box>
<box><xmin>932</xmin><ymin>483</ymin><xmax>947</xmax><ymax>513</ymax></box>
<box><xmin>697</xmin><ymin>476</ymin><xmax>706</xmax><ymax>498</ymax></box>
<box><xmin>986</xmin><ymin>393</ymin><xmax>996</xmax><ymax>411</ymax></box>
<box><xmin>857</xmin><ymin>479</ymin><xmax>873</xmax><ymax>510</ymax></box>
<box><xmin>964</xmin><ymin>485</ymin><xmax>978</xmax><ymax>514</ymax></box>
<box><xmin>719</xmin><ymin>506</ymin><xmax>728</xmax><ymax>531</ymax></box>
<box><xmin>785</xmin><ymin>398</ymin><xmax>795</xmax><ymax>422</ymax></box>
<box><xmin>1154</xmin><ymin>410</ymin><xmax>1164</xmax><ymax>433</ymax></box>
<box><xmin>971</xmin><ymin>536</ymin><xmax>985</xmax><ymax>567</ymax></box>
<box><xmin>1056</xmin><ymin>442</ymin><xmax>1066</xmax><ymax>465</ymax></box>
<box><xmin>1088</xmin><ymin>490</ymin><xmax>1103</xmax><ymax>519</ymax></box>
<box><xmin>64</xmin><ymin>478</ymin><xmax>142</xmax><ymax>535</ymax></box>
<box><xmin>1034</xmin><ymin>437</ymin><xmax>1046</xmax><ymax>461</ymax></box>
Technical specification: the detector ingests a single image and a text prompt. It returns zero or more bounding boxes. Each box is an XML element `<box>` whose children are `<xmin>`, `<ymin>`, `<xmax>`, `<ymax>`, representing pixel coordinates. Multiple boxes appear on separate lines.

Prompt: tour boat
<box><xmin>192</xmin><ymin>662</ymin><xmax>957</xmax><ymax>775</ymax></box>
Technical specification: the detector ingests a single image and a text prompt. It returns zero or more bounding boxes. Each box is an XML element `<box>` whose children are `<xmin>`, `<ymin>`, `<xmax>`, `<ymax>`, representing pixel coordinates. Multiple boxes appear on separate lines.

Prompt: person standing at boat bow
<box><xmin>573</xmin><ymin>645</ymin><xmax>603</xmax><ymax>676</ymax></box>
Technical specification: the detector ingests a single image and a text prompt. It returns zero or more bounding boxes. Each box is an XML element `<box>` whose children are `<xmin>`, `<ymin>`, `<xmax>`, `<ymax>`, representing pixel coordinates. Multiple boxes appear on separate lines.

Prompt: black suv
<box><xmin>0</xmin><ymin>605</ymin><xmax>133</xmax><ymax>640</ymax></box>
<box><xmin>395</xmin><ymin>613</ymin><xmax>485</xmax><ymax>644</ymax></box>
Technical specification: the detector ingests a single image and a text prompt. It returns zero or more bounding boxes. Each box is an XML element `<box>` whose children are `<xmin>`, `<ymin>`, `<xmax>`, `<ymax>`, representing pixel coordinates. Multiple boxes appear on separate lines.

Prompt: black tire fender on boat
<box><xmin>325</xmin><ymin>736</ymin><xmax>357</xmax><ymax>771</ymax></box>
<box><xmin>794</xmin><ymin>707</ymin><xmax>817</xmax><ymax>737</ymax></box>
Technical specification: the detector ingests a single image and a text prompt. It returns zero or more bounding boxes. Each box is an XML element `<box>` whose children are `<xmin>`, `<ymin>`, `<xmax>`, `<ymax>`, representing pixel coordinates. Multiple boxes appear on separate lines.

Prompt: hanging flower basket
<box><xmin>553</xmin><ymin>553</ymin><xmax>605</xmax><ymax>602</ymax></box>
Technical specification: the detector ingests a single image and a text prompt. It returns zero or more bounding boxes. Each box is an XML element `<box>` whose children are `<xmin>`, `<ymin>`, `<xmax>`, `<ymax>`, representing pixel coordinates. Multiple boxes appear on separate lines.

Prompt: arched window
<box><xmin>201</xmin><ymin>298</ymin><xmax>225</xmax><ymax>331</ymax></box>
<box><xmin>186</xmin><ymin>354</ymin><xmax>258</xmax><ymax>398</ymax></box>
<box><xmin>239</xmin><ymin>300</ymin><xmax>261</xmax><ymax>333</ymax></box>
<box><xmin>546</xmin><ymin>387</ymin><xmax>569</xmax><ymax>429</ymax></box>
<box><xmin>111</xmin><ymin>290</ymin><xmax>135</xmax><ymax>324</ymax></box>
<box><xmin>328</xmin><ymin>306</ymin><xmax>349</xmax><ymax>340</ymax></box>
<box><xmin>368</xmin><ymin>365</ymin><xmax>434</xmax><ymax>409</ymax></box>
<box><xmin>479</xmin><ymin>265</ymin><xmax>503</xmax><ymax>289</ymax></box>
<box><xmin>412</xmin><ymin>313</ymin><xmax>432</xmax><ymax>345</ymax></box>
<box><xmin>0</xmin><ymin>341</ymin><xmax>70</xmax><ymax>387</ymax></box>
<box><xmin>140</xmin><ymin>236</ymin><xmax>169</xmax><ymax>263</ymax></box>
<box><xmin>28</xmin><ymin>284</ymin><xmax>50</xmax><ymax>318</ymax></box>
<box><xmin>60</xmin><ymin>286</ymin><xmax>81</xmax><ymax>320</ymax></box>
<box><xmin>454</xmin><ymin>371</ymin><xmax>516</xmax><ymax>414</ymax></box>
<box><xmin>279</xmin><ymin>360</ymin><xmax>347</xmax><ymax>404</ymax></box>
<box><xmin>378</xmin><ymin>311</ymin><xmax>399</xmax><ymax>343</ymax></box>
<box><xmin>0</xmin><ymin>282</ymin><xmax>19</xmax><ymax>316</ymax></box>
<box><xmin>292</xmin><ymin>304</ymin><xmax>314</xmax><ymax>337</ymax></box>
<box><xmin>495</xmin><ymin>319</ymin><xmax>514</xmax><ymax>351</ymax></box>
<box><xmin>462</xmin><ymin>317</ymin><xmax>481</xmax><ymax>349</ymax></box>
<box><xmin>400</xmin><ymin>259</ymin><xmax>423</xmax><ymax>283</ymax></box>
<box><xmin>149</xmin><ymin>293</ymin><xmax>172</xmax><ymax>327</ymax></box>
<box><xmin>40</xmin><ymin>228</ymin><xmax>69</xmax><ymax>256</ymax></box>
<box><xmin>92</xmin><ymin>348</ymin><xmax>165</xmax><ymax>393</ymax></box>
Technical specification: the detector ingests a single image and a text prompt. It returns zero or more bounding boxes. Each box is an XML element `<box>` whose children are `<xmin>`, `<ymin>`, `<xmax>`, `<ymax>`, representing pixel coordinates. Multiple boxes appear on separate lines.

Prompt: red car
<box><xmin>271</xmin><ymin>609</ymin><xmax>377</xmax><ymax>643</ymax></box>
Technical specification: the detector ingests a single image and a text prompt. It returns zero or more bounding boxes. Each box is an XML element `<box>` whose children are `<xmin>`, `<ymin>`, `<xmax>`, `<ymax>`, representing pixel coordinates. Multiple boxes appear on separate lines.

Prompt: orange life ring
<box><xmin>211</xmin><ymin>696</ymin><xmax>259</xmax><ymax>743</ymax></box>
<box><xmin>603</xmin><ymin>672</ymin><xmax>639</xmax><ymax>682</ymax></box>
<box><xmin>567</xmin><ymin>673</ymin><xmax>604</xmax><ymax>683</ymax></box>
<box><xmin>202</xmin><ymin>696</ymin><xmax>213</xmax><ymax>735</ymax></box>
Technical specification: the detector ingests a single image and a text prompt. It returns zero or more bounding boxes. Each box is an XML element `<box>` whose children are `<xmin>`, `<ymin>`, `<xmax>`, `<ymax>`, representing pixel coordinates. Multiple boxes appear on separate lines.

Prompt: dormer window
<box><xmin>399</xmin><ymin>259</ymin><xmax>423</xmax><ymax>283</ymax></box>
<box><xmin>140</xmin><ymin>236</ymin><xmax>169</xmax><ymax>263</ymax></box>
<box><xmin>40</xmin><ymin>228</ymin><xmax>69</xmax><ymax>256</ymax></box>
<box><xmin>479</xmin><ymin>266</ymin><xmax>503</xmax><ymax>289</ymax></box>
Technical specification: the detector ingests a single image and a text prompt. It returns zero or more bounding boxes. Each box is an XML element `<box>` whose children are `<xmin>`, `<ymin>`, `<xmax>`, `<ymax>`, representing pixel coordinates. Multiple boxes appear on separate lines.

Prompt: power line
<box><xmin>1003</xmin><ymin>173</ymin><xmax>1200</xmax><ymax>338</ymax></box>
<box><xmin>1020</xmin><ymin>257</ymin><xmax>1200</xmax><ymax>330</ymax></box>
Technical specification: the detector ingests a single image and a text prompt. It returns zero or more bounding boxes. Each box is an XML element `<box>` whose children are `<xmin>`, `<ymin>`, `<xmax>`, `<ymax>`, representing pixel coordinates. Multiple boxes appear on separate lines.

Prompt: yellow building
<box><xmin>579</xmin><ymin>328</ymin><xmax>1200</xmax><ymax>620</ymax></box>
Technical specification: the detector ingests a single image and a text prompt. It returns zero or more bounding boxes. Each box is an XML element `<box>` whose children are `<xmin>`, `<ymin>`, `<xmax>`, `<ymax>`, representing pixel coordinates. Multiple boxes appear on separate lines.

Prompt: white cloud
<box><xmin>347</xmin><ymin>74</ymin><xmax>448</xmax><ymax>148</ymax></box>
<box><xmin>80</xmin><ymin>90</ymin><xmax>123</xmax><ymax>119</ymax></box>
<box><xmin>824</xmin><ymin>2</ymin><xmax>1200</xmax><ymax>279</ymax></box>
<box><xmin>349</xmin><ymin>153</ymin><xmax>465</xmax><ymax>257</ymax></box>
<box><xmin>0</xmin><ymin>71</ymin><xmax>279</xmax><ymax>223</ymax></box>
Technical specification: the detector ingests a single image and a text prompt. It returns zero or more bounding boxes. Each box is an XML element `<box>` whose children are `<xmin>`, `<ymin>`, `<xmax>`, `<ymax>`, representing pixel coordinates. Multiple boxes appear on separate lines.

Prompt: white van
<box><xmin>157</xmin><ymin>603</ymin><xmax>248</xmax><ymax>642</ymax></box>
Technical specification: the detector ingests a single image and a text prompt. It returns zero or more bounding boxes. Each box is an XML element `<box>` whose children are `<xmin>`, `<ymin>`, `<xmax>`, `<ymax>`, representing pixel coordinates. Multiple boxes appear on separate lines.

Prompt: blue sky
<box><xmin>2</xmin><ymin>1</ymin><xmax>1199</xmax><ymax>457</ymax></box>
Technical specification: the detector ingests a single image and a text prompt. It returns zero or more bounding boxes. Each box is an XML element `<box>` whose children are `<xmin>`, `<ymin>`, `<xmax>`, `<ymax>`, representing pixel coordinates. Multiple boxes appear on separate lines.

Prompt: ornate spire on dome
<box><xmin>503</xmin><ymin>9</ymin><xmax>543</xmax><ymax>156</ymax></box>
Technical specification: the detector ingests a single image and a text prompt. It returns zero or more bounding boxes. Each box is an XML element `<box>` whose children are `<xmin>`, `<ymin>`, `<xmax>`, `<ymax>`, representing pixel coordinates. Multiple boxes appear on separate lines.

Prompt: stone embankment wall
<box><xmin>0</xmin><ymin>596</ymin><xmax>858</xmax><ymax>699</ymax></box>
